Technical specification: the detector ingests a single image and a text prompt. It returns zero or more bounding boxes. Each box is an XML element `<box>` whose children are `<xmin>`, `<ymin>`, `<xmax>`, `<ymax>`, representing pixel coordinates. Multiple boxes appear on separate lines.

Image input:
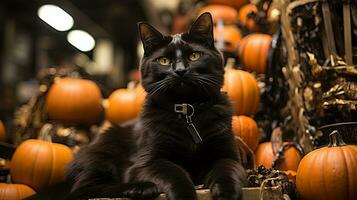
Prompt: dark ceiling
<box><xmin>66</xmin><ymin>0</ymin><xmax>149</xmax><ymax>73</ymax></box>
<box><xmin>0</xmin><ymin>0</ymin><xmax>153</xmax><ymax>118</ymax></box>
<box><xmin>68</xmin><ymin>0</ymin><xmax>148</xmax><ymax>46</ymax></box>
<box><xmin>1</xmin><ymin>0</ymin><xmax>151</xmax><ymax>84</ymax></box>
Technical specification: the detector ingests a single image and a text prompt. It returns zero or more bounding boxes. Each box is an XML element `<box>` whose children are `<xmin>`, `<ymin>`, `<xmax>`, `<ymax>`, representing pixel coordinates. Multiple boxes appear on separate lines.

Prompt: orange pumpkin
<box><xmin>255</xmin><ymin>142</ymin><xmax>302</xmax><ymax>171</ymax></box>
<box><xmin>10</xmin><ymin>139</ymin><xmax>73</xmax><ymax>191</ymax></box>
<box><xmin>213</xmin><ymin>25</ymin><xmax>242</xmax><ymax>54</ymax></box>
<box><xmin>222</xmin><ymin>68</ymin><xmax>260</xmax><ymax>115</ymax></box>
<box><xmin>46</xmin><ymin>78</ymin><xmax>102</xmax><ymax>125</ymax></box>
<box><xmin>232</xmin><ymin>115</ymin><xmax>259</xmax><ymax>151</ymax></box>
<box><xmin>238</xmin><ymin>4</ymin><xmax>258</xmax><ymax>31</ymax></box>
<box><xmin>208</xmin><ymin>0</ymin><xmax>249</xmax><ymax>10</ymax></box>
<box><xmin>238</xmin><ymin>34</ymin><xmax>272</xmax><ymax>74</ymax></box>
<box><xmin>0</xmin><ymin>121</ymin><xmax>5</xmax><ymax>142</ymax></box>
<box><xmin>0</xmin><ymin>183</ymin><xmax>36</xmax><ymax>200</ymax></box>
<box><xmin>106</xmin><ymin>88</ymin><xmax>139</xmax><ymax>124</ymax></box>
<box><xmin>296</xmin><ymin>131</ymin><xmax>357</xmax><ymax>200</ymax></box>
<box><xmin>198</xmin><ymin>5</ymin><xmax>238</xmax><ymax>25</ymax></box>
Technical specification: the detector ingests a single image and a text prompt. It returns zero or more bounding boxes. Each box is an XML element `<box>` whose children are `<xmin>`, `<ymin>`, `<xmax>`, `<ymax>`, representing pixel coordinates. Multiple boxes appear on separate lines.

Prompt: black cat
<box><xmin>66</xmin><ymin>12</ymin><xmax>247</xmax><ymax>200</ymax></box>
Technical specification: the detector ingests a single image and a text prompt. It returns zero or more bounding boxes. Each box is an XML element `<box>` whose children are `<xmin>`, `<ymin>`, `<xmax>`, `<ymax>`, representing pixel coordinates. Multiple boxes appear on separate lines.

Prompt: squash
<box><xmin>232</xmin><ymin>115</ymin><xmax>259</xmax><ymax>151</ymax></box>
<box><xmin>106</xmin><ymin>82</ymin><xmax>147</xmax><ymax>124</ymax></box>
<box><xmin>213</xmin><ymin>25</ymin><xmax>242</xmax><ymax>54</ymax></box>
<box><xmin>198</xmin><ymin>5</ymin><xmax>238</xmax><ymax>25</ymax></box>
<box><xmin>238</xmin><ymin>4</ymin><xmax>258</xmax><ymax>32</ymax></box>
<box><xmin>0</xmin><ymin>183</ymin><xmax>35</xmax><ymax>200</ymax></box>
<box><xmin>222</xmin><ymin>68</ymin><xmax>260</xmax><ymax>115</ymax></box>
<box><xmin>10</xmin><ymin>139</ymin><xmax>73</xmax><ymax>191</ymax></box>
<box><xmin>46</xmin><ymin>78</ymin><xmax>102</xmax><ymax>125</ymax></box>
<box><xmin>255</xmin><ymin>142</ymin><xmax>302</xmax><ymax>171</ymax></box>
<box><xmin>0</xmin><ymin>121</ymin><xmax>5</xmax><ymax>142</ymax></box>
<box><xmin>296</xmin><ymin>131</ymin><xmax>357</xmax><ymax>200</ymax></box>
<box><xmin>238</xmin><ymin>33</ymin><xmax>272</xmax><ymax>74</ymax></box>
<box><xmin>106</xmin><ymin>88</ymin><xmax>139</xmax><ymax>124</ymax></box>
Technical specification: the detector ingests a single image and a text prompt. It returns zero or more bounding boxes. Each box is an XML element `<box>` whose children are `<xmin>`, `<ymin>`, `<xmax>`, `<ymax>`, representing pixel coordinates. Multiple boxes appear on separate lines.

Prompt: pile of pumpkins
<box><xmin>199</xmin><ymin>1</ymin><xmax>357</xmax><ymax>200</ymax></box>
<box><xmin>45</xmin><ymin>77</ymin><xmax>146</xmax><ymax>125</ymax></box>
<box><xmin>0</xmin><ymin>121</ymin><xmax>73</xmax><ymax>199</ymax></box>
<box><xmin>198</xmin><ymin>0</ymin><xmax>272</xmax><ymax>165</ymax></box>
<box><xmin>199</xmin><ymin>1</ymin><xmax>272</xmax><ymax>74</ymax></box>
<box><xmin>196</xmin><ymin>2</ymin><xmax>271</xmax><ymax>167</ymax></box>
<box><xmin>0</xmin><ymin>77</ymin><xmax>146</xmax><ymax>199</ymax></box>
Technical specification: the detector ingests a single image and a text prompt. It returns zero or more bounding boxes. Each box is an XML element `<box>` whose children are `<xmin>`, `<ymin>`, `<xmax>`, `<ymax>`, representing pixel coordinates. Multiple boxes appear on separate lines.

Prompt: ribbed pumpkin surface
<box><xmin>46</xmin><ymin>78</ymin><xmax>102</xmax><ymax>125</ymax></box>
<box><xmin>255</xmin><ymin>142</ymin><xmax>302</xmax><ymax>171</ymax></box>
<box><xmin>232</xmin><ymin>115</ymin><xmax>259</xmax><ymax>151</ymax></box>
<box><xmin>0</xmin><ymin>183</ymin><xmax>35</xmax><ymax>200</ymax></box>
<box><xmin>222</xmin><ymin>69</ymin><xmax>260</xmax><ymax>116</ymax></box>
<box><xmin>296</xmin><ymin>138</ymin><xmax>357</xmax><ymax>200</ymax></box>
<box><xmin>10</xmin><ymin>140</ymin><xmax>73</xmax><ymax>191</ymax></box>
<box><xmin>238</xmin><ymin>34</ymin><xmax>272</xmax><ymax>74</ymax></box>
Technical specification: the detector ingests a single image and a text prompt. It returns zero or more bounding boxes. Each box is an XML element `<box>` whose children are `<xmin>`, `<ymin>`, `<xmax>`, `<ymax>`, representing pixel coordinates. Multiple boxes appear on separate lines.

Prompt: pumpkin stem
<box><xmin>328</xmin><ymin>130</ymin><xmax>346</xmax><ymax>147</ymax></box>
<box><xmin>225</xmin><ymin>58</ymin><xmax>235</xmax><ymax>69</ymax></box>
<box><xmin>38</xmin><ymin>123</ymin><xmax>53</xmax><ymax>142</ymax></box>
<box><xmin>127</xmin><ymin>81</ymin><xmax>136</xmax><ymax>90</ymax></box>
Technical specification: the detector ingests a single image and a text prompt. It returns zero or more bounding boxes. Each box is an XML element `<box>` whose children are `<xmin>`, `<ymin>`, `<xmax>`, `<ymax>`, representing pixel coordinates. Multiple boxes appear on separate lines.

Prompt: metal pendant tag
<box><xmin>187</xmin><ymin>123</ymin><xmax>202</xmax><ymax>144</ymax></box>
<box><xmin>175</xmin><ymin>103</ymin><xmax>202</xmax><ymax>143</ymax></box>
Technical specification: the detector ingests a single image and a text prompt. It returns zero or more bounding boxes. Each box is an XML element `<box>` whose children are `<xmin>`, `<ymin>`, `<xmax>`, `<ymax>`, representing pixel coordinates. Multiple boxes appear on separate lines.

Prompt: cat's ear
<box><xmin>138</xmin><ymin>22</ymin><xmax>164</xmax><ymax>55</ymax></box>
<box><xmin>187</xmin><ymin>12</ymin><xmax>214</xmax><ymax>47</ymax></box>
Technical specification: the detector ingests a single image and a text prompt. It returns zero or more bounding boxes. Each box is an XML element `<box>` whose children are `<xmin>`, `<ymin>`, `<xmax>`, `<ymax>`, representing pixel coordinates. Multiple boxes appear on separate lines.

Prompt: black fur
<box><xmin>64</xmin><ymin>13</ymin><xmax>247</xmax><ymax>200</ymax></box>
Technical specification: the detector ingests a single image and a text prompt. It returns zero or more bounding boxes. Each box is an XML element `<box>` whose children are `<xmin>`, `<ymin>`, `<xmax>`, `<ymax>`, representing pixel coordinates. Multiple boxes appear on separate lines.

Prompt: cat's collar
<box><xmin>174</xmin><ymin>103</ymin><xmax>194</xmax><ymax>117</ymax></box>
<box><xmin>173</xmin><ymin>100</ymin><xmax>215</xmax><ymax>117</ymax></box>
<box><xmin>174</xmin><ymin>103</ymin><xmax>202</xmax><ymax>143</ymax></box>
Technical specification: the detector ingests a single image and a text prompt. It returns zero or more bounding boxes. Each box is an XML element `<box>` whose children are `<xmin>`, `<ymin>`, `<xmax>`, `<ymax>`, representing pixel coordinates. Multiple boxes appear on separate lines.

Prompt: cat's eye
<box><xmin>188</xmin><ymin>52</ymin><xmax>201</xmax><ymax>61</ymax></box>
<box><xmin>157</xmin><ymin>57</ymin><xmax>171</xmax><ymax>65</ymax></box>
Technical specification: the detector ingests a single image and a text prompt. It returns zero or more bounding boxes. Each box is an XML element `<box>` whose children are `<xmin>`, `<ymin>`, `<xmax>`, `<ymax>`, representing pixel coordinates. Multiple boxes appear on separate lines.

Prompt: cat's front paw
<box><xmin>210</xmin><ymin>182</ymin><xmax>243</xmax><ymax>200</ymax></box>
<box><xmin>122</xmin><ymin>182</ymin><xmax>160</xmax><ymax>200</ymax></box>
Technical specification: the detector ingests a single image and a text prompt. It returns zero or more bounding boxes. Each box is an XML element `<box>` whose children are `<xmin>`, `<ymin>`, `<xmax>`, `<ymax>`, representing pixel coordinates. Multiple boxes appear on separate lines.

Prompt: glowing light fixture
<box><xmin>67</xmin><ymin>30</ymin><xmax>95</xmax><ymax>52</ymax></box>
<box><xmin>38</xmin><ymin>4</ymin><xmax>74</xmax><ymax>31</ymax></box>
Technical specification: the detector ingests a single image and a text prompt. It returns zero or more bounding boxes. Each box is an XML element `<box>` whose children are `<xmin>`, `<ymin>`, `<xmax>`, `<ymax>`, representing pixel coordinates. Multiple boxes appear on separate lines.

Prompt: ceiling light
<box><xmin>67</xmin><ymin>30</ymin><xmax>95</xmax><ymax>52</ymax></box>
<box><xmin>38</xmin><ymin>4</ymin><xmax>74</xmax><ymax>31</ymax></box>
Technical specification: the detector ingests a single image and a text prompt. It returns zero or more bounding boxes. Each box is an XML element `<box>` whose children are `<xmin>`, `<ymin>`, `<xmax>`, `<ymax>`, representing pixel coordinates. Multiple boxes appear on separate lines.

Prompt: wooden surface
<box><xmin>88</xmin><ymin>187</ymin><xmax>290</xmax><ymax>200</ymax></box>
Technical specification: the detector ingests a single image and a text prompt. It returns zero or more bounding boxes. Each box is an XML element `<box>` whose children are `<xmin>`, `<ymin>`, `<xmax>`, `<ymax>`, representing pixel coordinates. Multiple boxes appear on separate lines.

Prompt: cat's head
<box><xmin>138</xmin><ymin>13</ymin><xmax>224</xmax><ymax>102</ymax></box>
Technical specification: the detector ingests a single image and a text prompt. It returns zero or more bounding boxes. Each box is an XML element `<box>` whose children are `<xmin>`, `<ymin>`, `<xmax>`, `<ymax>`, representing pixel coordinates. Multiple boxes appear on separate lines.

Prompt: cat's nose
<box><xmin>174</xmin><ymin>62</ymin><xmax>187</xmax><ymax>76</ymax></box>
<box><xmin>174</xmin><ymin>69</ymin><xmax>187</xmax><ymax>77</ymax></box>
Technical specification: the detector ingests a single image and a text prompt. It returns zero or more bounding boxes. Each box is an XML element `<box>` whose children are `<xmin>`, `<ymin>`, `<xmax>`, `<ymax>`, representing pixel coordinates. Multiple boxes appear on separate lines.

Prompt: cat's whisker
<box><xmin>147</xmin><ymin>78</ymin><xmax>172</xmax><ymax>97</ymax></box>
<box><xmin>149</xmin><ymin>84</ymin><xmax>166</xmax><ymax>97</ymax></box>
<box><xmin>198</xmin><ymin>76</ymin><xmax>221</xmax><ymax>86</ymax></box>
<box><xmin>195</xmin><ymin>80</ymin><xmax>210</xmax><ymax>95</ymax></box>
<box><xmin>192</xmin><ymin>75</ymin><xmax>221</xmax><ymax>89</ymax></box>
<box><xmin>191</xmin><ymin>74</ymin><xmax>220</xmax><ymax>84</ymax></box>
